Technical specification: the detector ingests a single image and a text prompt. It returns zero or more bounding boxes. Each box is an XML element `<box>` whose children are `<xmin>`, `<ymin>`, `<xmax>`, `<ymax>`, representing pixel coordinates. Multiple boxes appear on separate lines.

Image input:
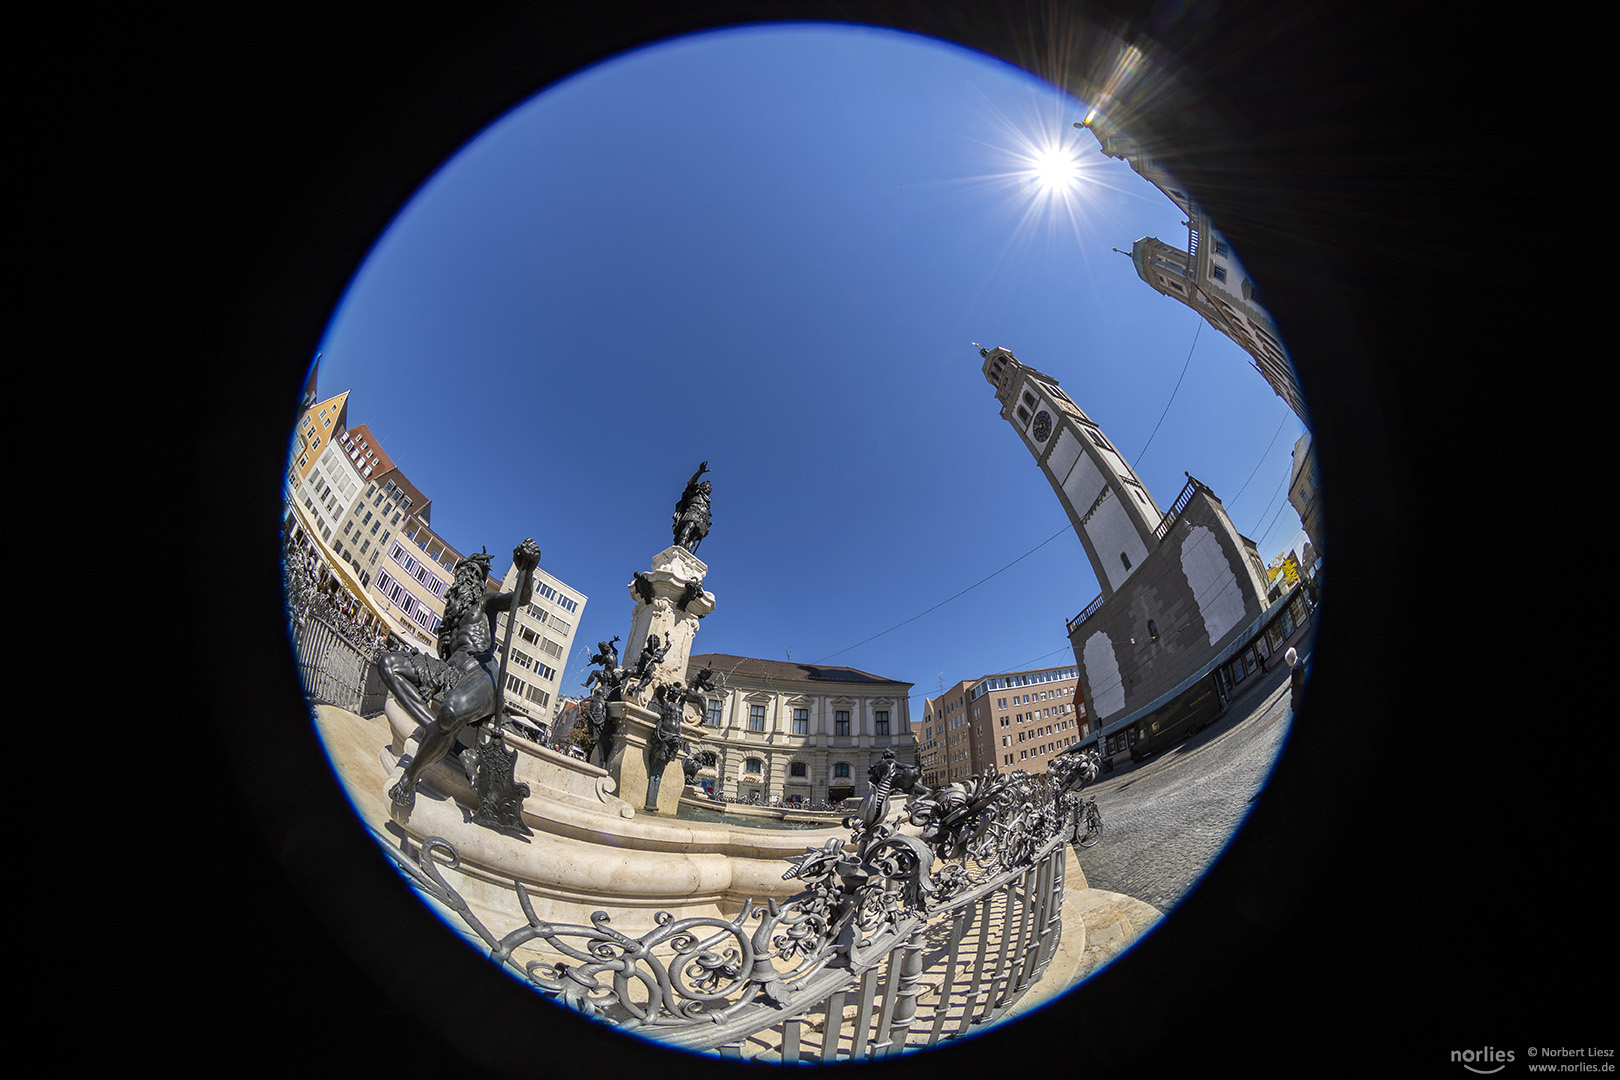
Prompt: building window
<box><xmin>744</xmin><ymin>758</ymin><xmax>762</xmax><ymax>774</ymax></box>
<box><xmin>835</xmin><ymin>710</ymin><xmax>851</xmax><ymax>736</ymax></box>
<box><xmin>833</xmin><ymin>763</ymin><xmax>850</xmax><ymax>779</ymax></box>
<box><xmin>875</xmin><ymin>711</ymin><xmax>890</xmax><ymax>736</ymax></box>
<box><xmin>789</xmin><ymin>761</ymin><xmax>807</xmax><ymax>777</ymax></box>
<box><xmin>749</xmin><ymin>705</ymin><xmax>766</xmax><ymax>732</ymax></box>
<box><xmin>707</xmin><ymin>700</ymin><xmax>724</xmax><ymax>727</ymax></box>
<box><xmin>792</xmin><ymin>708</ymin><xmax>809</xmax><ymax>735</ymax></box>
<box><xmin>1212</xmin><ymin>264</ymin><xmax>1227</xmax><ymax>282</ymax></box>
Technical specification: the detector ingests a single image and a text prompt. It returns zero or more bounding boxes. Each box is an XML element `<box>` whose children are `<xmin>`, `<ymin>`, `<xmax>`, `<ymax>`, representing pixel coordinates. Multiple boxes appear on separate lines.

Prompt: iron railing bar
<box><xmin>852</xmin><ymin>966</ymin><xmax>879</xmax><ymax>1060</ymax></box>
<box><xmin>988</xmin><ymin>872</ymin><xmax>1031</xmax><ymax>1017</ymax></box>
<box><xmin>821</xmin><ymin>990</ymin><xmax>847</xmax><ymax>1064</ymax></box>
<box><xmin>1039</xmin><ymin>851</ymin><xmax>1068</xmax><ymax>978</ymax></box>
<box><xmin>979</xmin><ymin>882</ymin><xmax>1014</xmax><ymax>1022</ymax></box>
<box><xmin>1012</xmin><ymin>867</ymin><xmax>1039</xmax><ymax>996</ymax></box>
<box><xmin>925</xmin><ymin>900</ymin><xmax>973</xmax><ymax>1046</ymax></box>
<box><xmin>959</xmin><ymin>890</ymin><xmax>999</xmax><ymax>1032</ymax></box>
<box><xmin>885</xmin><ymin>922</ymin><xmax>927</xmax><ymax>1056</ymax></box>
<box><xmin>1023</xmin><ymin>855</ymin><xmax>1055</xmax><ymax>989</ymax></box>
<box><xmin>871</xmin><ymin>943</ymin><xmax>902</xmax><ymax>1057</ymax></box>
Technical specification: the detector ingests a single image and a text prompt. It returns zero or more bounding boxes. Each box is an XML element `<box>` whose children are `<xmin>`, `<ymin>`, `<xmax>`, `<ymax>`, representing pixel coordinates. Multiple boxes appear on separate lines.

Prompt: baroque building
<box><xmin>686</xmin><ymin>653</ymin><xmax>916</xmax><ymax>805</ymax></box>
<box><xmin>1078</xmin><ymin>114</ymin><xmax>1308</xmax><ymax>424</ymax></box>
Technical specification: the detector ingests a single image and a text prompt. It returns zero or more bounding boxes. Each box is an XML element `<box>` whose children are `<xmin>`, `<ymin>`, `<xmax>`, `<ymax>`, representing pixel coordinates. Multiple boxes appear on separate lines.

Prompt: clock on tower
<box><xmin>979</xmin><ymin>345</ymin><xmax>1163</xmax><ymax>600</ymax></box>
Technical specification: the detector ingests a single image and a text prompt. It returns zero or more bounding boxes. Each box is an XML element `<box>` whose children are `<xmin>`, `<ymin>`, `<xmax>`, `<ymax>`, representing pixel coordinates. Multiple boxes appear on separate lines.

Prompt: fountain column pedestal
<box><xmin>602</xmin><ymin>700</ymin><xmax>707</xmax><ymax>814</ymax></box>
<box><xmin>602</xmin><ymin>544</ymin><xmax>716</xmax><ymax>814</ymax></box>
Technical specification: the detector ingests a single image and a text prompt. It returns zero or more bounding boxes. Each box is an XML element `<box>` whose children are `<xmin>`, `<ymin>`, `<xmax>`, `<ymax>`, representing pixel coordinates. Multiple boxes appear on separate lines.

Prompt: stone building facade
<box><xmin>978</xmin><ymin>344</ymin><xmax>1273</xmax><ymax>743</ymax></box>
<box><xmin>1288</xmin><ymin>431</ymin><xmax>1322</xmax><ymax>558</ymax></box>
<box><xmin>920</xmin><ymin>680</ymin><xmax>976</xmax><ymax>789</ymax></box>
<box><xmin>686</xmin><ymin>653</ymin><xmax>916</xmax><ymax>805</ymax></box>
<box><xmin>968</xmin><ymin>664</ymin><xmax>1086</xmax><ymax>775</ymax></box>
<box><xmin>924</xmin><ymin>665</ymin><xmax>1088</xmax><ymax>786</ymax></box>
<box><xmin>1064</xmin><ymin>480</ymin><xmax>1272</xmax><ymax>731</ymax></box>
<box><xmin>1079</xmin><ymin>113</ymin><xmax>1308</xmax><ymax>423</ymax></box>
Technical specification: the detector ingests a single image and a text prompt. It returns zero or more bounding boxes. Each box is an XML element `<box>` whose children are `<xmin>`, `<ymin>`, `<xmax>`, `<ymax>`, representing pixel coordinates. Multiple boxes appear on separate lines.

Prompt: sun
<box><xmin>1029</xmin><ymin>143</ymin><xmax>1084</xmax><ymax>195</ymax></box>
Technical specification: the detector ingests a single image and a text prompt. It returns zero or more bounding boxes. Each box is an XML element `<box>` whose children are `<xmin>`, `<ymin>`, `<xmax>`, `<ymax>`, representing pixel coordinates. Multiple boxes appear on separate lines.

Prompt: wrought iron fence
<box><xmin>287</xmin><ymin>566</ymin><xmax>390</xmax><ymax>717</ymax></box>
<box><xmin>291</xmin><ymin>607</ymin><xmax>390</xmax><ymax>716</ymax></box>
<box><xmin>367</xmin><ymin>753</ymin><xmax>1102</xmax><ymax>1062</ymax></box>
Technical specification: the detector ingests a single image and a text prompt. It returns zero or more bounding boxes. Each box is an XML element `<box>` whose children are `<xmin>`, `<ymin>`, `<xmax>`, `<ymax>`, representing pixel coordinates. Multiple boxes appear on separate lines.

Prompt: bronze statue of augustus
<box><xmin>672</xmin><ymin>461</ymin><xmax>712</xmax><ymax>553</ymax></box>
<box><xmin>380</xmin><ymin>538</ymin><xmax>541</xmax><ymax>818</ymax></box>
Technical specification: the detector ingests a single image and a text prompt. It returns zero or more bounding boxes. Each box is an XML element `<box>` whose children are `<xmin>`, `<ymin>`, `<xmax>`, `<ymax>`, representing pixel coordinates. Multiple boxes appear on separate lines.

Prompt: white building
<box><xmin>1079</xmin><ymin>115</ymin><xmax>1308</xmax><ymax>423</ymax></box>
<box><xmin>493</xmin><ymin>562</ymin><xmax>587</xmax><ymax>741</ymax></box>
<box><xmin>686</xmin><ymin>653</ymin><xmax>916</xmax><ymax>805</ymax></box>
<box><xmin>1287</xmin><ymin>431</ymin><xmax>1323</xmax><ymax>557</ymax></box>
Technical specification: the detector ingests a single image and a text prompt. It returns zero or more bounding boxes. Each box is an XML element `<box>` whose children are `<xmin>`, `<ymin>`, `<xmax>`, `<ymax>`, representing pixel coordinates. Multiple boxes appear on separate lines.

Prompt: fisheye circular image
<box><xmin>279</xmin><ymin>21</ymin><xmax>1320</xmax><ymax>1063</ymax></box>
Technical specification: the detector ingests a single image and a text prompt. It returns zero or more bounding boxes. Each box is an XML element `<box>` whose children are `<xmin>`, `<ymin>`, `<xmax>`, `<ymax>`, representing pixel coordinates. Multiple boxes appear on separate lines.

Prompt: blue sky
<box><xmin>305</xmin><ymin>22</ymin><xmax>1309</xmax><ymax>709</ymax></box>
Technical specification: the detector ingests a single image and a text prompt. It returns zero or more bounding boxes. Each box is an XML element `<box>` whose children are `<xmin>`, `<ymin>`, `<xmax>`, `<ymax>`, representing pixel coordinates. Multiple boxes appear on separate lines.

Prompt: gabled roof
<box><xmin>689</xmin><ymin>653</ymin><xmax>912</xmax><ymax>689</ymax></box>
<box><xmin>301</xmin><ymin>389</ymin><xmax>350</xmax><ymax>436</ymax></box>
<box><xmin>368</xmin><ymin>463</ymin><xmax>432</xmax><ymax>526</ymax></box>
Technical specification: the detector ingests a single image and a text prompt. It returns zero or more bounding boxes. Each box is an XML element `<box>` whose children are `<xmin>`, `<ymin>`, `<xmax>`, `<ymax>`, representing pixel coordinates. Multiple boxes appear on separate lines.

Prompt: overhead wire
<box><xmin>813</xmin><ymin>522</ymin><xmax>1075</xmax><ymax>665</ymax></box>
<box><xmin>1132</xmin><ymin>317</ymin><xmax>1201</xmax><ymax>465</ymax></box>
<box><xmin>824</xmin><ymin>315</ymin><xmax>1206</xmax><ymax>673</ymax></box>
<box><xmin>1228</xmin><ymin>412</ymin><xmax>1289</xmax><ymax>508</ymax></box>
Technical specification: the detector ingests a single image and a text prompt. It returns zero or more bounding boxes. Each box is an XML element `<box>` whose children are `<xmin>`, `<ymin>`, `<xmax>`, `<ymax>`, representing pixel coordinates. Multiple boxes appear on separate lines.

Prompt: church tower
<box><xmin>979</xmin><ymin>345</ymin><xmax>1162</xmax><ymax>600</ymax></box>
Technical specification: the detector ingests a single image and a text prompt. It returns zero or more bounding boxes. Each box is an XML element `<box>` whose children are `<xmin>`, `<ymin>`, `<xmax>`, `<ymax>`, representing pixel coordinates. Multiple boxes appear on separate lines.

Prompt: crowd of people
<box><xmin>283</xmin><ymin>533</ymin><xmax>390</xmax><ymax>658</ymax></box>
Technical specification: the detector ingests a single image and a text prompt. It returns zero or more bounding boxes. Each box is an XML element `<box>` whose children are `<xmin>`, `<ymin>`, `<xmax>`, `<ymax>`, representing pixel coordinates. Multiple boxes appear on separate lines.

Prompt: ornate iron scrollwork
<box><xmin>369</xmin><ymin>755</ymin><xmax>1103</xmax><ymax>1052</ymax></box>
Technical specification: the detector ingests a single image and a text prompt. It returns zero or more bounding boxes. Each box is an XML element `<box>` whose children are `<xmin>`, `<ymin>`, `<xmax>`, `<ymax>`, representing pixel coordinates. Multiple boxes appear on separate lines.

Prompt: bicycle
<box><xmin>1076</xmin><ymin>797</ymin><xmax>1103</xmax><ymax>848</ymax></box>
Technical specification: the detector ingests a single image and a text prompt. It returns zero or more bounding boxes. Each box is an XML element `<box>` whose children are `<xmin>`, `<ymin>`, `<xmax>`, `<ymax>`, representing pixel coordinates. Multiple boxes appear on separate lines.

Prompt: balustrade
<box><xmin>366</xmin><ymin>752</ymin><xmax>1102</xmax><ymax>1062</ymax></box>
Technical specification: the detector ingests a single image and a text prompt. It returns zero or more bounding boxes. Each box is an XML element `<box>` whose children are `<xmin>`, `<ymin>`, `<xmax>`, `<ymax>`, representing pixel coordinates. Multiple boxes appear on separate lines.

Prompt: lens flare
<box><xmin>1030</xmin><ymin>142</ymin><xmax>1084</xmax><ymax>194</ymax></box>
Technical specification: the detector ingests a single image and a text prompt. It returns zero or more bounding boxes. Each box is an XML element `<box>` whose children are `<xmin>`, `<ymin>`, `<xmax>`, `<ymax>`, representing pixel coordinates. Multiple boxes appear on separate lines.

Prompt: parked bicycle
<box><xmin>1076</xmin><ymin>796</ymin><xmax>1103</xmax><ymax>848</ymax></box>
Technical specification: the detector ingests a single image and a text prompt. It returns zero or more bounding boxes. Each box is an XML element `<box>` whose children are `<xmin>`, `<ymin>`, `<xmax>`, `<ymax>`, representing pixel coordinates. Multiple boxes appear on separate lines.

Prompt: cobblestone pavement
<box><xmin>1072</xmin><ymin>664</ymin><xmax>1297</xmax><ymax>914</ymax></box>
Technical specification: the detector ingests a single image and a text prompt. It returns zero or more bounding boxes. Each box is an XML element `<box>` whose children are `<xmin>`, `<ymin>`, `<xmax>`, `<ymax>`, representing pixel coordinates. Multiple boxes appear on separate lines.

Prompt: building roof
<box><xmin>341</xmin><ymin>423</ymin><xmax>397</xmax><ymax>478</ymax></box>
<box><xmin>689</xmin><ymin>653</ymin><xmax>912</xmax><ymax>689</ymax></box>
<box><xmin>368</xmin><ymin>464</ymin><xmax>432</xmax><ymax>526</ymax></box>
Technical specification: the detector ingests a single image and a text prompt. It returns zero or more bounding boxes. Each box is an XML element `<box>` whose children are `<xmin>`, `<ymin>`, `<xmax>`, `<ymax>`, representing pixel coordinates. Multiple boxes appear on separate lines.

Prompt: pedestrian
<box><xmin>1287</xmin><ymin>648</ymin><xmax>1305</xmax><ymax>715</ymax></box>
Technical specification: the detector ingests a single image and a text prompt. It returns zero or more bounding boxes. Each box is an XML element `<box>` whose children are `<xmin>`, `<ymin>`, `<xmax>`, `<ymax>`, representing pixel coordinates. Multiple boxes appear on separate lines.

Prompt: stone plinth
<box><xmin>338</xmin><ymin>702</ymin><xmax>849</xmax><ymax>930</ymax></box>
<box><xmin>622</xmin><ymin>545</ymin><xmax>714</xmax><ymax>707</ymax></box>
<box><xmin>604</xmin><ymin>699</ymin><xmax>708</xmax><ymax>814</ymax></box>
